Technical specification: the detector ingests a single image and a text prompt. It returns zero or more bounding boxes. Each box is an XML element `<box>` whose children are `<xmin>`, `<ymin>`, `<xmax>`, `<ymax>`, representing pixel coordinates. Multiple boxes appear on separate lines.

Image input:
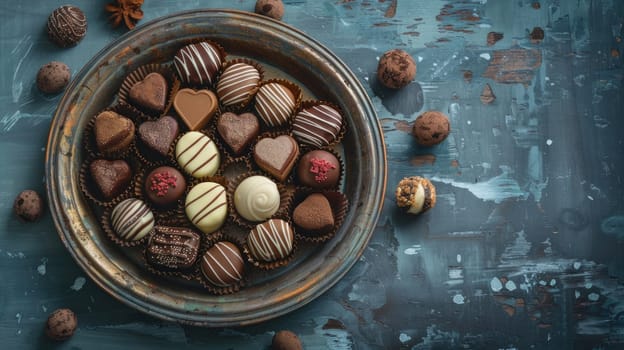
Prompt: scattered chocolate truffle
<box><xmin>412</xmin><ymin>111</ymin><xmax>450</xmax><ymax>146</ymax></box>
<box><xmin>45</xmin><ymin>308</ymin><xmax>77</xmax><ymax>341</ymax></box>
<box><xmin>296</xmin><ymin>150</ymin><xmax>340</xmax><ymax>189</ymax></box>
<box><xmin>531</xmin><ymin>2</ymin><xmax>541</xmax><ymax>9</ymax></box>
<box><xmin>255</xmin><ymin>0</ymin><xmax>285</xmax><ymax>20</ymax></box>
<box><xmin>272</xmin><ymin>330</ymin><xmax>303</xmax><ymax>350</ymax></box>
<box><xmin>47</xmin><ymin>5</ymin><xmax>87</xmax><ymax>47</ymax></box>
<box><xmin>377</xmin><ymin>49</ymin><xmax>416</xmax><ymax>89</ymax></box>
<box><xmin>395</xmin><ymin>176</ymin><xmax>436</xmax><ymax>215</ymax></box>
<box><xmin>293</xmin><ymin>193</ymin><xmax>335</xmax><ymax>234</ymax></box>
<box><xmin>487</xmin><ymin>32</ymin><xmax>504</xmax><ymax>46</ymax></box>
<box><xmin>36</xmin><ymin>61</ymin><xmax>71</xmax><ymax>94</ymax></box>
<box><xmin>90</xmin><ymin>159</ymin><xmax>132</xmax><ymax>199</ymax></box>
<box><xmin>13</xmin><ymin>190</ymin><xmax>43</xmax><ymax>222</ymax></box>
<box><xmin>480</xmin><ymin>83</ymin><xmax>496</xmax><ymax>104</ymax></box>
<box><xmin>144</xmin><ymin>166</ymin><xmax>186</xmax><ymax>207</ymax></box>
<box><xmin>530</xmin><ymin>27</ymin><xmax>545</xmax><ymax>42</ymax></box>
<box><xmin>146</xmin><ymin>226</ymin><xmax>200</xmax><ymax>270</ymax></box>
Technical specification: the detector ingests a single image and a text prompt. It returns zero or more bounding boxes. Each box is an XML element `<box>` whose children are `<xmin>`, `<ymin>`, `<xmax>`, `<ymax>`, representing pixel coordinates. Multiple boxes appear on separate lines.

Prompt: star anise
<box><xmin>105</xmin><ymin>0</ymin><xmax>144</xmax><ymax>30</ymax></box>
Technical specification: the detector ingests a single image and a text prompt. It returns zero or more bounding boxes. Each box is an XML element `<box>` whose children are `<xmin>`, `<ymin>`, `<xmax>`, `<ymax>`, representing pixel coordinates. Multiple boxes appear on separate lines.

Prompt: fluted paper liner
<box><xmin>292</xmin><ymin>191</ymin><xmax>349</xmax><ymax>244</ymax></box>
<box><xmin>252</xmin><ymin>78</ymin><xmax>303</xmax><ymax>132</ymax></box>
<box><xmin>101</xmin><ymin>202</ymin><xmax>154</xmax><ymax>247</ymax></box>
<box><xmin>79</xmin><ymin>154</ymin><xmax>135</xmax><ymax>208</ymax></box>
<box><xmin>196</xmin><ymin>233</ymin><xmax>247</xmax><ymax>295</ymax></box>
<box><xmin>227</xmin><ymin>171</ymin><xmax>294</xmax><ymax>230</ymax></box>
<box><xmin>293</xmin><ymin>100</ymin><xmax>346</xmax><ymax>150</ymax></box>
<box><xmin>117</xmin><ymin>63</ymin><xmax>180</xmax><ymax>117</ymax></box>
<box><xmin>243</xmin><ymin>215</ymin><xmax>298</xmax><ymax>270</ymax></box>
<box><xmin>217</xmin><ymin>58</ymin><xmax>265</xmax><ymax>112</ymax></box>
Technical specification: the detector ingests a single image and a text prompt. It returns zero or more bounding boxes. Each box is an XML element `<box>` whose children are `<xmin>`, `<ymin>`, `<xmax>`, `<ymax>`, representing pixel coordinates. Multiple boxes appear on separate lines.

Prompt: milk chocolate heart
<box><xmin>89</xmin><ymin>159</ymin><xmax>132</xmax><ymax>199</ymax></box>
<box><xmin>217</xmin><ymin>112</ymin><xmax>260</xmax><ymax>155</ymax></box>
<box><xmin>253</xmin><ymin>135</ymin><xmax>299</xmax><ymax>182</ymax></box>
<box><xmin>138</xmin><ymin>116</ymin><xmax>179</xmax><ymax>156</ymax></box>
<box><xmin>173</xmin><ymin>88</ymin><xmax>218</xmax><ymax>131</ymax></box>
<box><xmin>129</xmin><ymin>72</ymin><xmax>167</xmax><ymax>112</ymax></box>
<box><xmin>94</xmin><ymin>111</ymin><xmax>135</xmax><ymax>155</ymax></box>
<box><xmin>293</xmin><ymin>193</ymin><xmax>335</xmax><ymax>234</ymax></box>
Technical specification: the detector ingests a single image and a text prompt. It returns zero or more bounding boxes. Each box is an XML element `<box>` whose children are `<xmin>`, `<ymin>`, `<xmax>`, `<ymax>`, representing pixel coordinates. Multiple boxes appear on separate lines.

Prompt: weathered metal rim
<box><xmin>46</xmin><ymin>9</ymin><xmax>386</xmax><ymax>326</ymax></box>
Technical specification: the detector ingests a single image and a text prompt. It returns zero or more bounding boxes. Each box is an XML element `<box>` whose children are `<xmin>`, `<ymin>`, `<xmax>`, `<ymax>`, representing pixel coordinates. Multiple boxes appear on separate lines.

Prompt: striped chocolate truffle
<box><xmin>254</xmin><ymin>82</ymin><xmax>296</xmax><ymax>127</ymax></box>
<box><xmin>175</xmin><ymin>131</ymin><xmax>220</xmax><ymax>178</ymax></box>
<box><xmin>47</xmin><ymin>5</ymin><xmax>87</xmax><ymax>47</ymax></box>
<box><xmin>173</xmin><ymin>42</ymin><xmax>223</xmax><ymax>86</ymax></box>
<box><xmin>247</xmin><ymin>219</ymin><xmax>294</xmax><ymax>262</ymax></box>
<box><xmin>200</xmin><ymin>241</ymin><xmax>244</xmax><ymax>287</ymax></box>
<box><xmin>216</xmin><ymin>63</ymin><xmax>261</xmax><ymax>107</ymax></box>
<box><xmin>110</xmin><ymin>198</ymin><xmax>154</xmax><ymax>241</ymax></box>
<box><xmin>146</xmin><ymin>226</ymin><xmax>200</xmax><ymax>270</ymax></box>
<box><xmin>185</xmin><ymin>182</ymin><xmax>227</xmax><ymax>234</ymax></box>
<box><xmin>292</xmin><ymin>104</ymin><xmax>343</xmax><ymax>147</ymax></box>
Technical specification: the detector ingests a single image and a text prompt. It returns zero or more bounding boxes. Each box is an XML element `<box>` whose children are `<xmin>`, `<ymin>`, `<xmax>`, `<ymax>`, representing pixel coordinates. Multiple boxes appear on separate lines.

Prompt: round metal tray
<box><xmin>45</xmin><ymin>9</ymin><xmax>386</xmax><ymax>327</ymax></box>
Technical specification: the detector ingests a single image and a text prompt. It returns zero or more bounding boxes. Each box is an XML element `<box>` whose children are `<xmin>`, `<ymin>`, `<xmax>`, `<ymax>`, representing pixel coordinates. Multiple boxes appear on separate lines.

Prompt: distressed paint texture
<box><xmin>1</xmin><ymin>0</ymin><xmax>623</xmax><ymax>349</ymax></box>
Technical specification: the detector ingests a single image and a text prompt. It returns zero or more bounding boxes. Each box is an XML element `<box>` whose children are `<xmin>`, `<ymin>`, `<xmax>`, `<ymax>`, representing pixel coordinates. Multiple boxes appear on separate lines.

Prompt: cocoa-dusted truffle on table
<box><xmin>395</xmin><ymin>176</ymin><xmax>437</xmax><ymax>215</ymax></box>
<box><xmin>296</xmin><ymin>150</ymin><xmax>340</xmax><ymax>189</ymax></box>
<box><xmin>377</xmin><ymin>49</ymin><xmax>416</xmax><ymax>89</ymax></box>
<box><xmin>272</xmin><ymin>330</ymin><xmax>303</xmax><ymax>350</ymax></box>
<box><xmin>47</xmin><ymin>5</ymin><xmax>87</xmax><ymax>47</ymax></box>
<box><xmin>412</xmin><ymin>110</ymin><xmax>450</xmax><ymax>146</ymax></box>
<box><xmin>13</xmin><ymin>189</ymin><xmax>43</xmax><ymax>222</ymax></box>
<box><xmin>36</xmin><ymin>61</ymin><xmax>71</xmax><ymax>94</ymax></box>
<box><xmin>255</xmin><ymin>0</ymin><xmax>285</xmax><ymax>20</ymax></box>
<box><xmin>45</xmin><ymin>308</ymin><xmax>77</xmax><ymax>341</ymax></box>
<box><xmin>144</xmin><ymin>166</ymin><xmax>186</xmax><ymax>207</ymax></box>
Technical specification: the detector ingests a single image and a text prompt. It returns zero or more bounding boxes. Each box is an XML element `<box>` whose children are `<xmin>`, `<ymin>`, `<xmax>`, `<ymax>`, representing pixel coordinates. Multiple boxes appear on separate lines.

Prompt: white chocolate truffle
<box><xmin>185</xmin><ymin>182</ymin><xmax>228</xmax><ymax>234</ymax></box>
<box><xmin>175</xmin><ymin>131</ymin><xmax>220</xmax><ymax>178</ymax></box>
<box><xmin>234</xmin><ymin>175</ymin><xmax>280</xmax><ymax>222</ymax></box>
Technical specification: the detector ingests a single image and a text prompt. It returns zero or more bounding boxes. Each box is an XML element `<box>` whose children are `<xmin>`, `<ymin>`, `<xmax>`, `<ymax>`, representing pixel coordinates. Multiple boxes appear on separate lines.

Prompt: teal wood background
<box><xmin>1</xmin><ymin>0</ymin><xmax>623</xmax><ymax>349</ymax></box>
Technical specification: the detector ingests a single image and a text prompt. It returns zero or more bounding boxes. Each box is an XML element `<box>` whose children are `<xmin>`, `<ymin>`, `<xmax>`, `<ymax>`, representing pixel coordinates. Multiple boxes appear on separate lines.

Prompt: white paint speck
<box><xmin>42</xmin><ymin>305</ymin><xmax>47</xmax><ymax>313</ymax></box>
<box><xmin>545</xmin><ymin>76</ymin><xmax>550</xmax><ymax>81</ymax></box>
<box><xmin>588</xmin><ymin>293</ymin><xmax>600</xmax><ymax>301</ymax></box>
<box><xmin>505</xmin><ymin>280</ymin><xmax>517</xmax><ymax>291</ymax></box>
<box><xmin>587</xmin><ymin>195</ymin><xmax>594</xmax><ymax>201</ymax></box>
<box><xmin>467</xmin><ymin>120</ymin><xmax>472</xmax><ymax>125</ymax></box>
<box><xmin>573</xmin><ymin>262</ymin><xmax>581</xmax><ymax>270</ymax></box>
<box><xmin>16</xmin><ymin>313</ymin><xmax>22</xmax><ymax>324</ymax></box>
<box><xmin>432</xmin><ymin>62</ymin><xmax>438</xmax><ymax>67</ymax></box>
<box><xmin>70</xmin><ymin>277</ymin><xmax>86</xmax><ymax>291</ymax></box>
<box><xmin>418</xmin><ymin>56</ymin><xmax>423</xmax><ymax>62</ymax></box>
<box><xmin>575</xmin><ymin>290</ymin><xmax>581</xmax><ymax>299</ymax></box>
<box><xmin>480</xmin><ymin>53</ymin><xmax>491</xmax><ymax>60</ymax></box>
<box><xmin>457</xmin><ymin>254</ymin><xmax>462</xmax><ymax>263</ymax></box>
<box><xmin>585</xmin><ymin>282</ymin><xmax>593</xmax><ymax>289</ymax></box>
<box><xmin>549</xmin><ymin>279</ymin><xmax>556</xmax><ymax>287</ymax></box>
<box><xmin>479</xmin><ymin>23</ymin><xmax>492</xmax><ymax>28</ymax></box>
<box><xmin>399</xmin><ymin>333</ymin><xmax>412</xmax><ymax>343</ymax></box>
<box><xmin>539</xmin><ymin>280</ymin><xmax>547</xmax><ymax>286</ymax></box>
<box><xmin>452</xmin><ymin>294</ymin><xmax>465</xmax><ymax>304</ymax></box>
<box><xmin>546</xmin><ymin>139</ymin><xmax>553</xmax><ymax>146</ymax></box>
<box><xmin>490</xmin><ymin>277</ymin><xmax>503</xmax><ymax>292</ymax></box>
<box><xmin>404</xmin><ymin>245</ymin><xmax>421</xmax><ymax>255</ymax></box>
<box><xmin>364</xmin><ymin>77</ymin><xmax>369</xmax><ymax>81</ymax></box>
<box><xmin>37</xmin><ymin>257</ymin><xmax>48</xmax><ymax>275</ymax></box>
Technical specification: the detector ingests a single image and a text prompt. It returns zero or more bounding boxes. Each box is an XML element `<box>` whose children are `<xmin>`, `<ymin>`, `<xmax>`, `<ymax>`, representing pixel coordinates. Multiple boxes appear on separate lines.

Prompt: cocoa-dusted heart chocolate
<box><xmin>217</xmin><ymin>112</ymin><xmax>259</xmax><ymax>155</ymax></box>
<box><xmin>253</xmin><ymin>135</ymin><xmax>299</xmax><ymax>182</ymax></box>
<box><xmin>129</xmin><ymin>72</ymin><xmax>167</xmax><ymax>112</ymax></box>
<box><xmin>94</xmin><ymin>111</ymin><xmax>135</xmax><ymax>155</ymax></box>
<box><xmin>138</xmin><ymin>116</ymin><xmax>179</xmax><ymax>157</ymax></box>
<box><xmin>89</xmin><ymin>159</ymin><xmax>132</xmax><ymax>199</ymax></box>
<box><xmin>173</xmin><ymin>88</ymin><xmax>218</xmax><ymax>131</ymax></box>
<box><xmin>293</xmin><ymin>193</ymin><xmax>334</xmax><ymax>234</ymax></box>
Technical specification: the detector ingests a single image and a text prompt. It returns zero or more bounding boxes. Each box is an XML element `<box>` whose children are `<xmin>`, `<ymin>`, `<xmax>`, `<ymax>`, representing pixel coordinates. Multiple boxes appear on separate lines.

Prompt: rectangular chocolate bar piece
<box><xmin>146</xmin><ymin>226</ymin><xmax>200</xmax><ymax>270</ymax></box>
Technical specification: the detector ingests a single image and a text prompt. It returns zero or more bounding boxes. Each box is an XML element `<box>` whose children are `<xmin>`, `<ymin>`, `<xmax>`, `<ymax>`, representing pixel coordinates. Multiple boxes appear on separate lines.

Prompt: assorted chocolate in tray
<box><xmin>79</xmin><ymin>39</ymin><xmax>349</xmax><ymax>294</ymax></box>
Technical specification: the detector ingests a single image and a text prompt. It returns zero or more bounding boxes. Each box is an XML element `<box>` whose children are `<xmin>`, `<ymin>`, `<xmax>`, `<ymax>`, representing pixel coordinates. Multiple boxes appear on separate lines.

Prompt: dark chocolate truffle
<box><xmin>47</xmin><ymin>5</ymin><xmax>87</xmax><ymax>47</ymax></box>
<box><xmin>247</xmin><ymin>219</ymin><xmax>294</xmax><ymax>262</ymax></box>
<box><xmin>217</xmin><ymin>112</ymin><xmax>260</xmax><ymax>155</ymax></box>
<box><xmin>90</xmin><ymin>159</ymin><xmax>132</xmax><ymax>199</ymax></box>
<box><xmin>377</xmin><ymin>49</ymin><xmax>416</xmax><ymax>89</ymax></box>
<box><xmin>144</xmin><ymin>166</ymin><xmax>186</xmax><ymax>206</ymax></box>
<box><xmin>201</xmin><ymin>241</ymin><xmax>244</xmax><ymax>287</ymax></box>
<box><xmin>412</xmin><ymin>111</ymin><xmax>450</xmax><ymax>146</ymax></box>
<box><xmin>272</xmin><ymin>330</ymin><xmax>303</xmax><ymax>350</ymax></box>
<box><xmin>216</xmin><ymin>63</ymin><xmax>261</xmax><ymax>107</ymax></box>
<box><xmin>36</xmin><ymin>61</ymin><xmax>71</xmax><ymax>94</ymax></box>
<box><xmin>45</xmin><ymin>308</ymin><xmax>77</xmax><ymax>341</ymax></box>
<box><xmin>296</xmin><ymin>150</ymin><xmax>340</xmax><ymax>189</ymax></box>
<box><xmin>293</xmin><ymin>193</ymin><xmax>335</xmax><ymax>234</ymax></box>
<box><xmin>292</xmin><ymin>103</ymin><xmax>343</xmax><ymax>148</ymax></box>
<box><xmin>173</xmin><ymin>42</ymin><xmax>223</xmax><ymax>86</ymax></box>
<box><xmin>138</xmin><ymin>116</ymin><xmax>179</xmax><ymax>157</ymax></box>
<box><xmin>94</xmin><ymin>110</ymin><xmax>135</xmax><ymax>155</ymax></box>
<box><xmin>395</xmin><ymin>176</ymin><xmax>437</xmax><ymax>215</ymax></box>
<box><xmin>13</xmin><ymin>190</ymin><xmax>43</xmax><ymax>222</ymax></box>
<box><xmin>255</xmin><ymin>0</ymin><xmax>285</xmax><ymax>20</ymax></box>
<box><xmin>146</xmin><ymin>226</ymin><xmax>200</xmax><ymax>270</ymax></box>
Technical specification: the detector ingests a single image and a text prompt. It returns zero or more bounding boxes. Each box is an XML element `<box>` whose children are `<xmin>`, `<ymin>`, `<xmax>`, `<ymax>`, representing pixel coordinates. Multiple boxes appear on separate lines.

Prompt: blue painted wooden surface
<box><xmin>1</xmin><ymin>0</ymin><xmax>623</xmax><ymax>349</ymax></box>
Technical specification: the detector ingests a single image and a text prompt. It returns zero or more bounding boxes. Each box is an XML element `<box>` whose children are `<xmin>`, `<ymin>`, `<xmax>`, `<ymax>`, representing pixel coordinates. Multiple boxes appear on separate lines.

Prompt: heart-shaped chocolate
<box><xmin>89</xmin><ymin>159</ymin><xmax>132</xmax><ymax>199</ymax></box>
<box><xmin>293</xmin><ymin>193</ymin><xmax>335</xmax><ymax>234</ymax></box>
<box><xmin>253</xmin><ymin>135</ymin><xmax>299</xmax><ymax>182</ymax></box>
<box><xmin>217</xmin><ymin>112</ymin><xmax>259</xmax><ymax>155</ymax></box>
<box><xmin>129</xmin><ymin>72</ymin><xmax>167</xmax><ymax>112</ymax></box>
<box><xmin>173</xmin><ymin>88</ymin><xmax>218</xmax><ymax>131</ymax></box>
<box><xmin>138</xmin><ymin>116</ymin><xmax>179</xmax><ymax>156</ymax></box>
<box><xmin>94</xmin><ymin>111</ymin><xmax>135</xmax><ymax>154</ymax></box>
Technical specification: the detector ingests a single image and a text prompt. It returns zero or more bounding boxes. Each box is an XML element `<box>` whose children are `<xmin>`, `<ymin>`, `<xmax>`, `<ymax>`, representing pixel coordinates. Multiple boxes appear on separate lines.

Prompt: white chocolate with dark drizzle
<box><xmin>185</xmin><ymin>182</ymin><xmax>227</xmax><ymax>234</ymax></box>
<box><xmin>175</xmin><ymin>131</ymin><xmax>220</xmax><ymax>178</ymax></box>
